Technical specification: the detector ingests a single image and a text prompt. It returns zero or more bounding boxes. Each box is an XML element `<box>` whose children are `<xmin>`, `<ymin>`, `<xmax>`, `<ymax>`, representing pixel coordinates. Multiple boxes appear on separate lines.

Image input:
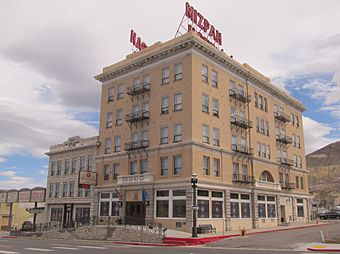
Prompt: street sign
<box><xmin>26</xmin><ymin>207</ymin><xmax>45</xmax><ymax>214</ymax></box>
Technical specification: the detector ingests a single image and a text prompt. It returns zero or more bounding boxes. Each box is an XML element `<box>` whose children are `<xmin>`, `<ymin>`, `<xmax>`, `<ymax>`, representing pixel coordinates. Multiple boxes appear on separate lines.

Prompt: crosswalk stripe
<box><xmin>52</xmin><ymin>247</ymin><xmax>80</xmax><ymax>250</ymax></box>
<box><xmin>77</xmin><ymin>245</ymin><xmax>107</xmax><ymax>249</ymax></box>
<box><xmin>24</xmin><ymin>248</ymin><xmax>55</xmax><ymax>252</ymax></box>
<box><xmin>0</xmin><ymin>250</ymin><xmax>19</xmax><ymax>254</ymax></box>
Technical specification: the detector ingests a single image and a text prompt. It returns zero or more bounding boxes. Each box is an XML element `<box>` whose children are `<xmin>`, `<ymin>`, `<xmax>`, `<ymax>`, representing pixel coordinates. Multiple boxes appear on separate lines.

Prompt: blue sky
<box><xmin>0</xmin><ymin>0</ymin><xmax>339</xmax><ymax>189</ymax></box>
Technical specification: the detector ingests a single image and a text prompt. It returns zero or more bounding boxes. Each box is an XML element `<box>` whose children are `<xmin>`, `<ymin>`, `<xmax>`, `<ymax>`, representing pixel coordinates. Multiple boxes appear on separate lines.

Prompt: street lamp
<box><xmin>191</xmin><ymin>174</ymin><xmax>198</xmax><ymax>238</ymax></box>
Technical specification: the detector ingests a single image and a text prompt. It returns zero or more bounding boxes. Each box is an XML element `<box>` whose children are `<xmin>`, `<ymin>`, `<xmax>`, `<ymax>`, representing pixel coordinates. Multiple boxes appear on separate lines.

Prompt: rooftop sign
<box><xmin>176</xmin><ymin>2</ymin><xmax>222</xmax><ymax>47</ymax></box>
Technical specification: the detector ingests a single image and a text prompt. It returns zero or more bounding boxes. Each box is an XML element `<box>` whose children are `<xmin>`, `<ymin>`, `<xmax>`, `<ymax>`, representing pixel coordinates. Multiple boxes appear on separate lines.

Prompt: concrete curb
<box><xmin>1</xmin><ymin>236</ymin><xmax>17</xmax><ymax>239</ymax></box>
<box><xmin>307</xmin><ymin>247</ymin><xmax>340</xmax><ymax>252</ymax></box>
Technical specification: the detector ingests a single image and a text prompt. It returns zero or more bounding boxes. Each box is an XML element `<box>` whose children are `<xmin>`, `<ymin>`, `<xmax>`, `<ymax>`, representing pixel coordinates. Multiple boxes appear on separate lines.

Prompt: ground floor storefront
<box><xmin>93</xmin><ymin>180</ymin><xmax>311</xmax><ymax>233</ymax></box>
<box><xmin>45</xmin><ymin>203</ymin><xmax>91</xmax><ymax>228</ymax></box>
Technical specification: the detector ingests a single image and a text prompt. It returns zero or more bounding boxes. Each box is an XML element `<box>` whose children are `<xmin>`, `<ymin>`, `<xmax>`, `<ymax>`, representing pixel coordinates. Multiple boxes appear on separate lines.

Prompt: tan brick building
<box><xmin>45</xmin><ymin>136</ymin><xmax>98</xmax><ymax>227</ymax></box>
<box><xmin>94</xmin><ymin>32</ymin><xmax>310</xmax><ymax>233</ymax></box>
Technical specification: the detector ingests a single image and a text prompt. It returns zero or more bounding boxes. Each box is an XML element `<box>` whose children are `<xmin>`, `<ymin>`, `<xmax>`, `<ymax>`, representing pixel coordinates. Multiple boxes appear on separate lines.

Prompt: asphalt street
<box><xmin>0</xmin><ymin>222</ymin><xmax>339</xmax><ymax>254</ymax></box>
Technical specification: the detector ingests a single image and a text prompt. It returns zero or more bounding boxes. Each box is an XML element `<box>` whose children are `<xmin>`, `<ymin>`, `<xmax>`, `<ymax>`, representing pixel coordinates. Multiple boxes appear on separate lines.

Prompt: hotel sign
<box><xmin>79</xmin><ymin>171</ymin><xmax>97</xmax><ymax>189</ymax></box>
<box><xmin>18</xmin><ymin>189</ymin><xmax>31</xmax><ymax>203</ymax></box>
<box><xmin>185</xmin><ymin>2</ymin><xmax>222</xmax><ymax>46</ymax></box>
<box><xmin>31</xmin><ymin>188</ymin><xmax>46</xmax><ymax>202</ymax></box>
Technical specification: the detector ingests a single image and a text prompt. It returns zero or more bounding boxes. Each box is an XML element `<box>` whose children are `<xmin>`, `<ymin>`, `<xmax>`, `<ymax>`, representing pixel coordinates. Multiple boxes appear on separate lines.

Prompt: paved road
<box><xmin>208</xmin><ymin>222</ymin><xmax>340</xmax><ymax>249</ymax></box>
<box><xmin>0</xmin><ymin>237</ymin><xmax>324</xmax><ymax>254</ymax></box>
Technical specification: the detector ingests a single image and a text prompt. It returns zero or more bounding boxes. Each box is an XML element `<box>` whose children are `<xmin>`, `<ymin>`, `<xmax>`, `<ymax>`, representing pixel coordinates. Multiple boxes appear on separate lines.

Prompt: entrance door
<box><xmin>280</xmin><ymin>205</ymin><xmax>286</xmax><ymax>223</ymax></box>
<box><xmin>125</xmin><ymin>202</ymin><xmax>145</xmax><ymax>225</ymax></box>
<box><xmin>63</xmin><ymin>204</ymin><xmax>74</xmax><ymax>228</ymax></box>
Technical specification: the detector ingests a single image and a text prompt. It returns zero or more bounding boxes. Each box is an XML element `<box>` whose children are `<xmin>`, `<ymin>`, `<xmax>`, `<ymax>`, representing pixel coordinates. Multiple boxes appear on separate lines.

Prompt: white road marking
<box><xmin>24</xmin><ymin>248</ymin><xmax>55</xmax><ymax>252</ymax></box>
<box><xmin>52</xmin><ymin>246</ymin><xmax>80</xmax><ymax>250</ymax></box>
<box><xmin>0</xmin><ymin>250</ymin><xmax>19</xmax><ymax>254</ymax></box>
<box><xmin>77</xmin><ymin>245</ymin><xmax>107</xmax><ymax>249</ymax></box>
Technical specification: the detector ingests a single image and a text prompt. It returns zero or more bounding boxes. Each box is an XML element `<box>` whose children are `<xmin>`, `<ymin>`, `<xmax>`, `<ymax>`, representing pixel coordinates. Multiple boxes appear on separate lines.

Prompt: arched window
<box><xmin>259</xmin><ymin>171</ymin><xmax>274</xmax><ymax>182</ymax></box>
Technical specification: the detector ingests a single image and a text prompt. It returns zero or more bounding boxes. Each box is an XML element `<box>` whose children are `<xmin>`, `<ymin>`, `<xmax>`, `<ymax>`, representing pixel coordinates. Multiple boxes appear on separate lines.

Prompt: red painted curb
<box><xmin>112</xmin><ymin>241</ymin><xmax>178</xmax><ymax>247</ymax></box>
<box><xmin>1</xmin><ymin>236</ymin><xmax>17</xmax><ymax>239</ymax></box>
<box><xmin>307</xmin><ymin>247</ymin><xmax>340</xmax><ymax>252</ymax></box>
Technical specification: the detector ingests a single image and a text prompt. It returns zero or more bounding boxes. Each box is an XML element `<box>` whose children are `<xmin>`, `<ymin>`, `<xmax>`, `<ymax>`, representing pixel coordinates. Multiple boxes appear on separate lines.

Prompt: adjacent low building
<box><xmin>93</xmin><ymin>32</ymin><xmax>310</xmax><ymax>232</ymax></box>
<box><xmin>45</xmin><ymin>136</ymin><xmax>98</xmax><ymax>227</ymax></box>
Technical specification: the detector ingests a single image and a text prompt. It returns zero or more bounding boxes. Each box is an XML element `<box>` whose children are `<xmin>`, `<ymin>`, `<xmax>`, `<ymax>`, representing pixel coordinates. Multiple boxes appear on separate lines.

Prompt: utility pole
<box><xmin>8</xmin><ymin>202</ymin><xmax>13</xmax><ymax>232</ymax></box>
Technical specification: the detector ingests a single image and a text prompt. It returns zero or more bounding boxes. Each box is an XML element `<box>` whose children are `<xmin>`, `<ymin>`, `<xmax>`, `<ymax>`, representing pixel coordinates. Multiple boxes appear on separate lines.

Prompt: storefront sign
<box><xmin>7</xmin><ymin>191</ymin><xmax>18</xmax><ymax>203</ymax></box>
<box><xmin>185</xmin><ymin>2</ymin><xmax>222</xmax><ymax>46</ymax></box>
<box><xmin>18</xmin><ymin>189</ymin><xmax>31</xmax><ymax>203</ymax></box>
<box><xmin>79</xmin><ymin>171</ymin><xmax>97</xmax><ymax>189</ymax></box>
<box><xmin>26</xmin><ymin>207</ymin><xmax>45</xmax><ymax>214</ymax></box>
<box><xmin>30</xmin><ymin>188</ymin><xmax>46</xmax><ymax>202</ymax></box>
<box><xmin>130</xmin><ymin>29</ymin><xmax>148</xmax><ymax>51</ymax></box>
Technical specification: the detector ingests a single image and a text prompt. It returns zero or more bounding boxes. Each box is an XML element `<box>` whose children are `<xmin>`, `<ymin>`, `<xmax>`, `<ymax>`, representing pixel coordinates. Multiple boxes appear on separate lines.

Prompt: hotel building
<box><xmin>93</xmin><ymin>32</ymin><xmax>309</xmax><ymax>232</ymax></box>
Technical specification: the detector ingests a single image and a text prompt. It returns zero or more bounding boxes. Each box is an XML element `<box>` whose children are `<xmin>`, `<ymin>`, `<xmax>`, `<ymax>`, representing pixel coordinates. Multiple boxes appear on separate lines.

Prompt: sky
<box><xmin>0</xmin><ymin>0</ymin><xmax>339</xmax><ymax>189</ymax></box>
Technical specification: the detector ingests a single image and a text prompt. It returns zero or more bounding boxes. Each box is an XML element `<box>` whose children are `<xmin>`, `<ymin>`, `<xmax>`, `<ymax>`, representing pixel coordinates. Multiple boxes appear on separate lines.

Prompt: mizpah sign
<box><xmin>185</xmin><ymin>2</ymin><xmax>222</xmax><ymax>46</ymax></box>
<box><xmin>0</xmin><ymin>187</ymin><xmax>46</xmax><ymax>203</ymax></box>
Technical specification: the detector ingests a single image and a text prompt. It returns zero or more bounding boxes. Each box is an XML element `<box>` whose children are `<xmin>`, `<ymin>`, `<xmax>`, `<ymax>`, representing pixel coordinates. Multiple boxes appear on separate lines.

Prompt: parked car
<box><xmin>319</xmin><ymin>210</ymin><xmax>340</xmax><ymax>220</ymax></box>
<box><xmin>21</xmin><ymin>221</ymin><xmax>33</xmax><ymax>231</ymax></box>
<box><xmin>316</xmin><ymin>208</ymin><xmax>329</xmax><ymax>218</ymax></box>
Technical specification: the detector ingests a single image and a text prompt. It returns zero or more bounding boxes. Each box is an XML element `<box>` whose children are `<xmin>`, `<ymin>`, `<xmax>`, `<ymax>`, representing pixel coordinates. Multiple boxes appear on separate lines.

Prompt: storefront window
<box><xmin>75</xmin><ymin>207</ymin><xmax>90</xmax><ymax>223</ymax></box>
<box><xmin>50</xmin><ymin>208</ymin><xmax>63</xmax><ymax>221</ymax></box>
<box><xmin>156</xmin><ymin>200</ymin><xmax>169</xmax><ymax>217</ymax></box>
<box><xmin>212</xmin><ymin>201</ymin><xmax>223</xmax><ymax>218</ymax></box>
<box><xmin>241</xmin><ymin>203</ymin><xmax>250</xmax><ymax>218</ymax></box>
<box><xmin>173</xmin><ymin>200</ymin><xmax>186</xmax><ymax>218</ymax></box>
<box><xmin>230</xmin><ymin>202</ymin><xmax>239</xmax><ymax>218</ymax></box>
<box><xmin>198</xmin><ymin>200</ymin><xmax>209</xmax><ymax>218</ymax></box>
<box><xmin>230</xmin><ymin>193</ymin><xmax>250</xmax><ymax>218</ymax></box>
<box><xmin>267</xmin><ymin>204</ymin><xmax>276</xmax><ymax>218</ymax></box>
<box><xmin>156</xmin><ymin>189</ymin><xmax>185</xmax><ymax>218</ymax></box>
<box><xmin>99</xmin><ymin>192</ymin><xmax>120</xmax><ymax>216</ymax></box>
<box><xmin>100</xmin><ymin>201</ymin><xmax>109</xmax><ymax>216</ymax></box>
<box><xmin>258</xmin><ymin>203</ymin><xmax>266</xmax><ymax>218</ymax></box>
<box><xmin>297</xmin><ymin>199</ymin><xmax>304</xmax><ymax>217</ymax></box>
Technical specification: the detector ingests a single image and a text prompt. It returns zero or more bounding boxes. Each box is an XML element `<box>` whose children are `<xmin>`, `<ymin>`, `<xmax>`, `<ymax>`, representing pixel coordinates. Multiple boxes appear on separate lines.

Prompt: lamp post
<box><xmin>191</xmin><ymin>174</ymin><xmax>198</xmax><ymax>238</ymax></box>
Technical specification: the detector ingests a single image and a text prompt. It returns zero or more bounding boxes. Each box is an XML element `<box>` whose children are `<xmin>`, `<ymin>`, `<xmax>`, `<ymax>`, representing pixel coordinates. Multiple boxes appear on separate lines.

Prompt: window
<box><xmin>160</xmin><ymin>126</ymin><xmax>169</xmax><ymax>144</ymax></box>
<box><xmin>140</xmin><ymin>159</ymin><xmax>148</xmax><ymax>174</ymax></box>
<box><xmin>203</xmin><ymin>156</ymin><xmax>210</xmax><ymax>175</ymax></box>
<box><xmin>173</xmin><ymin>155</ymin><xmax>182</xmax><ymax>175</ymax></box>
<box><xmin>293</xmin><ymin>134</ymin><xmax>296</xmax><ymax>147</ymax></box>
<box><xmin>267</xmin><ymin>196</ymin><xmax>276</xmax><ymax>218</ymax></box>
<box><xmin>258</xmin><ymin>196</ymin><xmax>266</xmax><ymax>218</ymax></box>
<box><xmin>155</xmin><ymin>190</ymin><xmax>186</xmax><ymax>218</ymax></box>
<box><xmin>230</xmin><ymin>193</ymin><xmax>251</xmax><ymax>218</ymax></box>
<box><xmin>264</xmin><ymin>98</ymin><xmax>268</xmax><ymax>112</ymax></box>
<box><xmin>55</xmin><ymin>183</ymin><xmax>60</xmax><ymax>198</ymax></box>
<box><xmin>50</xmin><ymin>162</ymin><xmax>55</xmax><ymax>176</ymax></box>
<box><xmin>297</xmin><ymin>199</ymin><xmax>304</xmax><ymax>217</ymax></box>
<box><xmin>160</xmin><ymin>157</ymin><xmax>168</xmax><ymax>176</ymax></box>
<box><xmin>56</xmin><ymin>161</ymin><xmax>62</xmax><ymax>175</ymax></box>
<box><xmin>202</xmin><ymin>124</ymin><xmax>209</xmax><ymax>143</ymax></box>
<box><xmin>214</xmin><ymin>158</ymin><xmax>220</xmax><ymax>177</ymax></box>
<box><xmin>173</xmin><ymin>190</ymin><xmax>186</xmax><ymax>218</ymax></box>
<box><xmin>238</xmin><ymin>85</ymin><xmax>245</xmax><ymax>96</ymax></box>
<box><xmin>242</xmin><ymin>164</ymin><xmax>248</xmax><ymax>178</ymax></box>
<box><xmin>232</xmin><ymin>135</ymin><xmax>237</xmax><ymax>147</ymax></box>
<box><xmin>174</xmin><ymin>93</ymin><xmax>183</xmax><ymax>111</ymax></box>
<box><xmin>231</xmin><ymin>107</ymin><xmax>237</xmax><ymax>118</ymax></box>
<box><xmin>78</xmin><ymin>186</ymin><xmax>84</xmax><ymax>197</ymax></box>
<box><xmin>161</xmin><ymin>96</ymin><xmax>169</xmax><ymax>114</ymax></box>
<box><xmin>115</xmin><ymin>109</ymin><xmax>122</xmax><ymax>126</ymax></box>
<box><xmin>260</xmin><ymin>119</ymin><xmax>265</xmax><ymax>134</ymax></box>
<box><xmin>290</xmin><ymin>113</ymin><xmax>295</xmax><ymax>125</ymax></box>
<box><xmin>69</xmin><ymin>182</ymin><xmax>74</xmax><ymax>197</ymax></box>
<box><xmin>143</xmin><ymin>74</ymin><xmax>150</xmax><ymax>85</ymax></box>
<box><xmin>256</xmin><ymin>118</ymin><xmax>260</xmax><ymax>132</ymax></box>
<box><xmin>162</xmin><ymin>67</ymin><xmax>170</xmax><ymax>84</ymax></box>
<box><xmin>79</xmin><ymin>157</ymin><xmax>85</xmax><ymax>171</ymax></box>
<box><xmin>230</xmin><ymin>80</ymin><xmax>236</xmax><ymax>93</ymax></box>
<box><xmin>202</xmin><ymin>94</ymin><xmax>209</xmax><ymax>113</ymax></box>
<box><xmin>174</xmin><ymin>124</ymin><xmax>182</xmax><ymax>142</ymax></box>
<box><xmin>63</xmin><ymin>183</ymin><xmax>68</xmax><ymax>197</ymax></box>
<box><xmin>174</xmin><ymin>63</ymin><xmax>183</xmax><ymax>80</ymax></box>
<box><xmin>113</xmin><ymin>163</ymin><xmax>119</xmax><ymax>180</ymax></box>
<box><xmin>133</xmin><ymin>78</ymin><xmax>141</xmax><ymax>89</ymax></box>
<box><xmin>265</xmin><ymin>121</ymin><xmax>269</xmax><ymax>136</ymax></box>
<box><xmin>48</xmin><ymin>184</ymin><xmax>54</xmax><ymax>198</ymax></box>
<box><xmin>258</xmin><ymin>95</ymin><xmax>263</xmax><ymax>110</ymax></box>
<box><xmin>87</xmin><ymin>156</ymin><xmax>93</xmax><ymax>171</ymax></box>
<box><xmin>130</xmin><ymin>160</ymin><xmax>137</xmax><ymax>175</ymax></box>
<box><xmin>99</xmin><ymin>192</ymin><xmax>120</xmax><ymax>217</ymax></box>
<box><xmin>50</xmin><ymin>208</ymin><xmax>63</xmax><ymax>221</ymax></box>
<box><xmin>298</xmin><ymin>156</ymin><xmax>302</xmax><ymax>168</ymax></box>
<box><xmin>212</xmin><ymin>98</ymin><xmax>219</xmax><ymax>116</ymax></box>
<box><xmin>64</xmin><ymin>160</ymin><xmax>69</xmax><ymax>174</ymax></box>
<box><xmin>254</xmin><ymin>92</ymin><xmax>258</xmax><ymax>107</ymax></box>
<box><xmin>232</xmin><ymin>162</ymin><xmax>239</xmax><ymax>177</ymax></box>
<box><xmin>212</xmin><ymin>70</ymin><xmax>218</xmax><ymax>87</ymax></box>
<box><xmin>108</xmin><ymin>86</ymin><xmax>114</xmax><ymax>102</ymax></box>
<box><xmin>104</xmin><ymin>138</ymin><xmax>111</xmax><ymax>154</ymax></box>
<box><xmin>262</xmin><ymin>144</ymin><xmax>267</xmax><ymax>158</ymax></box>
<box><xmin>257</xmin><ymin>142</ymin><xmax>261</xmax><ymax>157</ymax></box>
<box><xmin>75</xmin><ymin>208</ymin><xmax>90</xmax><ymax>223</ymax></box>
<box><xmin>267</xmin><ymin>145</ymin><xmax>271</xmax><ymax>159</ymax></box>
<box><xmin>213</xmin><ymin>127</ymin><xmax>220</xmax><ymax>146</ymax></box>
<box><xmin>296</xmin><ymin>115</ymin><xmax>300</xmax><ymax>127</ymax></box>
<box><xmin>294</xmin><ymin>155</ymin><xmax>298</xmax><ymax>167</ymax></box>
<box><xmin>141</xmin><ymin>130</ymin><xmax>148</xmax><ymax>142</ymax></box>
<box><xmin>296</xmin><ymin>175</ymin><xmax>300</xmax><ymax>189</ymax></box>
<box><xmin>300</xmin><ymin>177</ymin><xmax>304</xmax><ymax>189</ymax></box>
<box><xmin>297</xmin><ymin>136</ymin><xmax>301</xmax><ymax>148</ymax></box>
<box><xmin>104</xmin><ymin>164</ymin><xmax>110</xmax><ymax>181</ymax></box>
<box><xmin>71</xmin><ymin>158</ymin><xmax>76</xmax><ymax>173</ymax></box>
<box><xmin>198</xmin><ymin>191</ymin><xmax>209</xmax><ymax>218</ymax></box>
<box><xmin>117</xmin><ymin>84</ymin><xmax>123</xmax><ymax>99</ymax></box>
<box><xmin>201</xmin><ymin>64</ymin><xmax>208</xmax><ymax>83</ymax></box>
<box><xmin>212</xmin><ymin>191</ymin><xmax>223</xmax><ymax>218</ymax></box>
<box><xmin>114</xmin><ymin>136</ymin><xmax>121</xmax><ymax>152</ymax></box>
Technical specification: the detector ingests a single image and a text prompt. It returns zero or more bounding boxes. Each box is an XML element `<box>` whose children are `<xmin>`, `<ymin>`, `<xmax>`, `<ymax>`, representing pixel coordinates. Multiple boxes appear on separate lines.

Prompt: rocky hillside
<box><xmin>307</xmin><ymin>141</ymin><xmax>340</xmax><ymax>202</ymax></box>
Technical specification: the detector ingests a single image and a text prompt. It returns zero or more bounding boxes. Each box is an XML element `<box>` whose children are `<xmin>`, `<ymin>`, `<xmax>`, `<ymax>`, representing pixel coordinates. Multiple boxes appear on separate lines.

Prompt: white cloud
<box><xmin>0</xmin><ymin>171</ymin><xmax>16</xmax><ymax>177</ymax></box>
<box><xmin>0</xmin><ymin>170</ymin><xmax>46</xmax><ymax>189</ymax></box>
<box><xmin>303</xmin><ymin>116</ymin><xmax>336</xmax><ymax>154</ymax></box>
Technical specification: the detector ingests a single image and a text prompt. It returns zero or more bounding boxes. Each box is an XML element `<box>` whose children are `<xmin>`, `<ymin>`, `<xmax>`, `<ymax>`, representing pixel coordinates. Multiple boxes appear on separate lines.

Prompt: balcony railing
<box><xmin>255</xmin><ymin>180</ymin><xmax>282</xmax><ymax>190</ymax></box>
<box><xmin>274</xmin><ymin>111</ymin><xmax>290</xmax><ymax>123</ymax></box>
<box><xmin>276</xmin><ymin>134</ymin><xmax>293</xmax><ymax>144</ymax></box>
<box><xmin>277</xmin><ymin>157</ymin><xmax>294</xmax><ymax>166</ymax></box>
<box><xmin>232</xmin><ymin>174</ymin><xmax>254</xmax><ymax>183</ymax></box>
<box><xmin>231</xmin><ymin>144</ymin><xmax>254</xmax><ymax>155</ymax></box>
<box><xmin>125</xmin><ymin>110</ymin><xmax>150</xmax><ymax>123</ymax></box>
<box><xmin>127</xmin><ymin>83</ymin><xmax>151</xmax><ymax>96</ymax></box>
<box><xmin>230</xmin><ymin>116</ymin><xmax>253</xmax><ymax>129</ymax></box>
<box><xmin>229</xmin><ymin>89</ymin><xmax>251</xmax><ymax>103</ymax></box>
<box><xmin>124</xmin><ymin>140</ymin><xmax>149</xmax><ymax>151</ymax></box>
<box><xmin>281</xmin><ymin>182</ymin><xmax>296</xmax><ymax>190</ymax></box>
<box><xmin>117</xmin><ymin>173</ymin><xmax>154</xmax><ymax>185</ymax></box>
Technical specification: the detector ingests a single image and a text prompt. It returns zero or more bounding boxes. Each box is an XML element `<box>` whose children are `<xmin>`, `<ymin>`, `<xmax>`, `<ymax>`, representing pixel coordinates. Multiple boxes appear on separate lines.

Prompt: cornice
<box><xmin>45</xmin><ymin>143</ymin><xmax>97</xmax><ymax>156</ymax></box>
